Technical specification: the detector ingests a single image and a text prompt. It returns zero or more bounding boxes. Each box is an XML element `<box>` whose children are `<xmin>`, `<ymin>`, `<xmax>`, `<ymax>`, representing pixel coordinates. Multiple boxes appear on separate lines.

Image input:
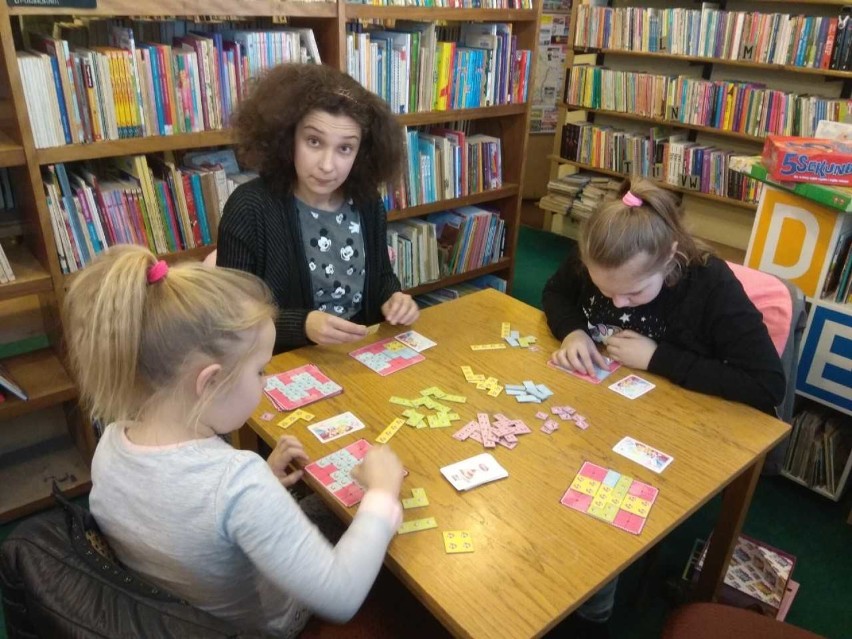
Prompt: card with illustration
<box><xmin>612</xmin><ymin>436</ymin><xmax>673</xmax><ymax>473</ymax></box>
<box><xmin>609</xmin><ymin>374</ymin><xmax>656</xmax><ymax>399</ymax></box>
<box><xmin>560</xmin><ymin>461</ymin><xmax>658</xmax><ymax>535</ymax></box>
<box><xmin>307</xmin><ymin>411</ymin><xmax>366</xmax><ymax>444</ymax></box>
<box><xmin>548</xmin><ymin>358</ymin><xmax>621</xmax><ymax>384</ymax></box>
<box><xmin>440</xmin><ymin>453</ymin><xmax>509</xmax><ymax>491</ymax></box>
<box><xmin>350</xmin><ymin>337</ymin><xmax>425</xmax><ymax>376</ymax></box>
<box><xmin>395</xmin><ymin>330</ymin><xmax>437</xmax><ymax>352</ymax></box>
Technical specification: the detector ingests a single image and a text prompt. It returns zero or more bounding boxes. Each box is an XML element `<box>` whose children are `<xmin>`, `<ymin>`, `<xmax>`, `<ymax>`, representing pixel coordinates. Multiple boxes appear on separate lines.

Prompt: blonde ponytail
<box><xmin>64</xmin><ymin>245</ymin><xmax>276</xmax><ymax>424</ymax></box>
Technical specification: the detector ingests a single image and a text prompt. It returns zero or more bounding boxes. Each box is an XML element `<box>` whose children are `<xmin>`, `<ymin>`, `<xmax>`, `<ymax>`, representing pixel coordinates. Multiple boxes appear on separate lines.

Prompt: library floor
<box><xmin>1</xmin><ymin>225</ymin><xmax>850</xmax><ymax>639</ymax></box>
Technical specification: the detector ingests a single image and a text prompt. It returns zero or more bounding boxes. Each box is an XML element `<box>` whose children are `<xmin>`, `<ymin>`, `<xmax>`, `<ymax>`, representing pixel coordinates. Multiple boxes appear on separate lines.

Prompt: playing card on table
<box><xmin>440</xmin><ymin>453</ymin><xmax>509</xmax><ymax>491</ymax></box>
<box><xmin>547</xmin><ymin>359</ymin><xmax>621</xmax><ymax>384</ymax></box>
<box><xmin>307</xmin><ymin>411</ymin><xmax>366</xmax><ymax>444</ymax></box>
<box><xmin>394</xmin><ymin>330</ymin><xmax>437</xmax><ymax>352</ymax></box>
<box><xmin>609</xmin><ymin>374</ymin><xmax>656</xmax><ymax>399</ymax></box>
<box><xmin>613</xmin><ymin>436</ymin><xmax>673</xmax><ymax>473</ymax></box>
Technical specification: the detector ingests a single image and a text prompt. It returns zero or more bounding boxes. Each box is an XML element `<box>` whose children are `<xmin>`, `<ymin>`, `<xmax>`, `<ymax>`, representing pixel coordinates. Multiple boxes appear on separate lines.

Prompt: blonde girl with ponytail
<box><xmin>65</xmin><ymin>245</ymin><xmax>405</xmax><ymax>637</ymax></box>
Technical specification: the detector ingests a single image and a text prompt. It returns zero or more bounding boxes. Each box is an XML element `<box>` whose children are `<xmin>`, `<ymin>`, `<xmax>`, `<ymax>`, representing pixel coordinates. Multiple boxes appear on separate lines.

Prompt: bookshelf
<box><xmin>546</xmin><ymin>0</ymin><xmax>852</xmax><ymax>255</ymax></box>
<box><xmin>0</xmin><ymin>0</ymin><xmax>541</xmax><ymax>520</ymax></box>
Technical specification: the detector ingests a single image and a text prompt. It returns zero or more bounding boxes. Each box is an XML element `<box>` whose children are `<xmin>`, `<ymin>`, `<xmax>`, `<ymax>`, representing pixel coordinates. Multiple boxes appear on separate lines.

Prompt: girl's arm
<box><xmin>648</xmin><ymin>272</ymin><xmax>786</xmax><ymax>414</ymax></box>
<box><xmin>218</xmin><ymin>455</ymin><xmax>400</xmax><ymax>623</ymax></box>
<box><xmin>542</xmin><ymin>255</ymin><xmax>590</xmax><ymax>340</ymax></box>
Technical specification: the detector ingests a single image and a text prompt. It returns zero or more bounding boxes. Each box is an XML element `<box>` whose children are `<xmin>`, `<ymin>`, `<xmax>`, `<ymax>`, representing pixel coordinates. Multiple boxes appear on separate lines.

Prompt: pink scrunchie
<box><xmin>147</xmin><ymin>260</ymin><xmax>169</xmax><ymax>284</ymax></box>
<box><xmin>622</xmin><ymin>191</ymin><xmax>643</xmax><ymax>207</ymax></box>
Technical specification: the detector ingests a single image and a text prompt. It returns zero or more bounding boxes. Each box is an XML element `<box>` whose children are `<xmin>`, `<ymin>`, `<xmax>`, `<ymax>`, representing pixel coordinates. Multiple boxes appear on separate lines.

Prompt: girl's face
<box><xmin>586</xmin><ymin>251</ymin><xmax>670</xmax><ymax>308</ymax></box>
<box><xmin>293</xmin><ymin>110</ymin><xmax>362</xmax><ymax>207</ymax></box>
<box><xmin>200</xmin><ymin>319</ymin><xmax>276</xmax><ymax>434</ymax></box>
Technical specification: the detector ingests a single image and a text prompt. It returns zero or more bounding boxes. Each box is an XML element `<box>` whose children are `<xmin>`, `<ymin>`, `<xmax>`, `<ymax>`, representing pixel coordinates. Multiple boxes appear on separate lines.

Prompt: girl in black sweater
<box><xmin>543</xmin><ymin>178</ymin><xmax>784</xmax><ymax>415</ymax></box>
<box><xmin>218</xmin><ymin>64</ymin><xmax>419</xmax><ymax>353</ymax></box>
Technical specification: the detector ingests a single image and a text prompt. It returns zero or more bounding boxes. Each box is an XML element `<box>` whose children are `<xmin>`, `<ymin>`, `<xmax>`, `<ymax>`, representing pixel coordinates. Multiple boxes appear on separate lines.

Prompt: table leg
<box><xmin>693</xmin><ymin>455</ymin><xmax>764</xmax><ymax>602</ymax></box>
<box><xmin>231</xmin><ymin>423</ymin><xmax>261</xmax><ymax>452</ymax></box>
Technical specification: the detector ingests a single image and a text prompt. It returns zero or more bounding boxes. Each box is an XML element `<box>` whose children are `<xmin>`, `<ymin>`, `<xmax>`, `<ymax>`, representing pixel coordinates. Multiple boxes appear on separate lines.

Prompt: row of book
<box><xmin>413</xmin><ymin>273</ymin><xmax>507</xmax><ymax>308</ymax></box>
<box><xmin>784</xmin><ymin>407</ymin><xmax>852</xmax><ymax>497</ymax></box>
<box><xmin>575</xmin><ymin>5</ymin><xmax>852</xmax><ymax>72</ymax></box>
<box><xmin>538</xmin><ymin>173</ymin><xmax>621</xmax><ymax>222</ymax></box>
<box><xmin>0</xmin><ymin>169</ymin><xmax>18</xmax><ymax>284</ymax></box>
<box><xmin>565</xmin><ymin>65</ymin><xmax>851</xmax><ymax>139</ymax></box>
<box><xmin>346</xmin><ymin>22</ymin><xmax>531</xmax><ymax>114</ymax></box>
<box><xmin>821</xmin><ymin>230</ymin><xmax>852</xmax><ymax>305</ymax></box>
<box><xmin>0</xmin><ymin>169</ymin><xmax>14</xmax><ymax>214</ymax></box>
<box><xmin>381</xmin><ymin>125</ymin><xmax>503</xmax><ymax>211</ymax></box>
<box><xmin>347</xmin><ymin>0</ymin><xmax>533</xmax><ymax>7</ymax></box>
<box><xmin>560</xmin><ymin>122</ymin><xmax>763</xmax><ymax>205</ymax></box>
<box><xmin>387</xmin><ymin>205</ymin><xmax>505</xmax><ymax>288</ymax></box>
<box><xmin>44</xmin><ymin>149</ymin><xmax>255</xmax><ymax>274</ymax></box>
<box><xmin>19</xmin><ymin>23</ymin><xmax>321</xmax><ymax>148</ymax></box>
<box><xmin>0</xmin><ymin>239</ymin><xmax>17</xmax><ymax>285</ymax></box>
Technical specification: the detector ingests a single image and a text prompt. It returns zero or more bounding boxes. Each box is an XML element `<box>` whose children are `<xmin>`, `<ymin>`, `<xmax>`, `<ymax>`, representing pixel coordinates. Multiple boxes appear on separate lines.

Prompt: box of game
<box><xmin>684</xmin><ymin>534</ymin><xmax>799</xmax><ymax>620</ymax></box>
<box><xmin>762</xmin><ymin>136</ymin><xmax>852</xmax><ymax>187</ymax></box>
<box><xmin>730</xmin><ymin>155</ymin><xmax>852</xmax><ymax>212</ymax></box>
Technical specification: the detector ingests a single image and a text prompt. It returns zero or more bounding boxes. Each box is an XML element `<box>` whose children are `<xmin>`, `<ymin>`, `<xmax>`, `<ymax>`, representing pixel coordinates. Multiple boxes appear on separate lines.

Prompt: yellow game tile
<box><xmin>390</xmin><ymin>396</ymin><xmax>415</xmax><ymax>407</ymax></box>
<box><xmin>398</xmin><ymin>517</ymin><xmax>438</xmax><ymax>534</ymax></box>
<box><xmin>443</xmin><ymin>530</ymin><xmax>474</xmax><ymax>554</ymax></box>
<box><xmin>487</xmin><ymin>386</ymin><xmax>503</xmax><ymax>397</ymax></box>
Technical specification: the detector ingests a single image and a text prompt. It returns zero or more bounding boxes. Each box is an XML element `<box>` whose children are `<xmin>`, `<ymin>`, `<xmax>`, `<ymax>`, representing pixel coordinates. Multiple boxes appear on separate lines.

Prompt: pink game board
<box><xmin>349</xmin><ymin>337</ymin><xmax>425</xmax><ymax>376</ymax></box>
<box><xmin>304</xmin><ymin>439</ymin><xmax>372</xmax><ymax>507</ymax></box>
<box><xmin>560</xmin><ymin>461</ymin><xmax>658</xmax><ymax>535</ymax></box>
<box><xmin>264</xmin><ymin>364</ymin><xmax>342</xmax><ymax>411</ymax></box>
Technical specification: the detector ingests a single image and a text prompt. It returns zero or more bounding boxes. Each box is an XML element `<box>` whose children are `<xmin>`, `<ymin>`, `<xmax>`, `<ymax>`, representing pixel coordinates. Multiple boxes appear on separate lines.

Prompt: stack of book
<box><xmin>820</xmin><ymin>229</ymin><xmax>852</xmax><ymax>305</ymax></box>
<box><xmin>539</xmin><ymin>172</ymin><xmax>621</xmax><ymax>222</ymax></box>
<box><xmin>0</xmin><ymin>239</ymin><xmax>16</xmax><ymax>284</ymax></box>
<box><xmin>784</xmin><ymin>407</ymin><xmax>852</xmax><ymax>497</ymax></box>
<box><xmin>575</xmin><ymin>4</ymin><xmax>852</xmax><ymax>72</ymax></box>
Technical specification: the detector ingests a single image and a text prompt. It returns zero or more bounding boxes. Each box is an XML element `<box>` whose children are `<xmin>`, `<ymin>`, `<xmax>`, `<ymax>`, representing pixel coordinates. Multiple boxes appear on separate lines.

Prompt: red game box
<box><xmin>762</xmin><ymin>135</ymin><xmax>852</xmax><ymax>186</ymax></box>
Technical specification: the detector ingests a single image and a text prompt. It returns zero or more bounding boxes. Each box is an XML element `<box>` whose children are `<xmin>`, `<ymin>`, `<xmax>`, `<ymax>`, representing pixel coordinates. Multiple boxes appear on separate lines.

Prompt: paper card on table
<box><xmin>443</xmin><ymin>530</ymin><xmax>474</xmax><ymax>554</ymax></box>
<box><xmin>547</xmin><ymin>359</ymin><xmax>621</xmax><ymax>384</ymax></box>
<box><xmin>609</xmin><ymin>374</ymin><xmax>656</xmax><ymax>399</ymax></box>
<box><xmin>398</xmin><ymin>517</ymin><xmax>438</xmax><ymax>534</ymax></box>
<box><xmin>350</xmin><ymin>338</ymin><xmax>425</xmax><ymax>376</ymax></box>
<box><xmin>304</xmin><ymin>439</ymin><xmax>372</xmax><ymax>507</ymax></box>
<box><xmin>395</xmin><ymin>330</ymin><xmax>437</xmax><ymax>352</ymax></box>
<box><xmin>440</xmin><ymin>453</ymin><xmax>509</xmax><ymax>491</ymax></box>
<box><xmin>308</xmin><ymin>411</ymin><xmax>366</xmax><ymax>444</ymax></box>
<box><xmin>264</xmin><ymin>364</ymin><xmax>342</xmax><ymax>411</ymax></box>
<box><xmin>561</xmin><ymin>461</ymin><xmax>658</xmax><ymax>535</ymax></box>
<box><xmin>613</xmin><ymin>436</ymin><xmax>674</xmax><ymax>473</ymax></box>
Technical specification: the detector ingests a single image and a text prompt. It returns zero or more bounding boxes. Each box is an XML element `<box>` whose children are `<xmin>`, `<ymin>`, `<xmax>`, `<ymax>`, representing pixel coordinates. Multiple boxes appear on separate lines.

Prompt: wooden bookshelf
<box><xmin>398</xmin><ymin>103</ymin><xmax>527</xmax><ymax>126</ymax></box>
<box><xmin>0</xmin><ymin>242</ymin><xmax>53</xmax><ymax>302</ymax></box>
<box><xmin>344</xmin><ymin>5</ymin><xmax>538</xmax><ymax>22</ymax></box>
<box><xmin>0</xmin><ymin>130</ymin><xmax>25</xmax><ymax>168</ymax></box>
<box><xmin>563</xmin><ymin>104</ymin><xmax>766</xmax><ymax>144</ymax></box>
<box><xmin>549</xmin><ymin>155</ymin><xmax>758</xmax><ymax>211</ymax></box>
<box><xmin>0</xmin><ymin>349</ymin><xmax>76</xmax><ymax>421</ymax></box>
<box><xmin>7</xmin><ymin>0</ymin><xmax>337</xmax><ymax>17</ymax></box>
<box><xmin>405</xmin><ymin>257</ymin><xmax>511</xmax><ymax>296</ymax></box>
<box><xmin>572</xmin><ymin>47</ymin><xmax>852</xmax><ymax>80</ymax></box>
<box><xmin>389</xmin><ymin>184</ymin><xmax>520</xmax><ymax>221</ymax></box>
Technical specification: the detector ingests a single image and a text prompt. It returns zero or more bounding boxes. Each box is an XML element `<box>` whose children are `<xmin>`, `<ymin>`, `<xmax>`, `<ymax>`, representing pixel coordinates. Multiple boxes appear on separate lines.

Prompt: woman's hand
<box><xmin>550</xmin><ymin>329</ymin><xmax>607</xmax><ymax>376</ymax></box>
<box><xmin>267</xmin><ymin>435</ymin><xmax>310</xmax><ymax>487</ymax></box>
<box><xmin>381</xmin><ymin>292</ymin><xmax>419</xmax><ymax>326</ymax></box>
<box><xmin>305</xmin><ymin>311</ymin><xmax>369</xmax><ymax>345</ymax></box>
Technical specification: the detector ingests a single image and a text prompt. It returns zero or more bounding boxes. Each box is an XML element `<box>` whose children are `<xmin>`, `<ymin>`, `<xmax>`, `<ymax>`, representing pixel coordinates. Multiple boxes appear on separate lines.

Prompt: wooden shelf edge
<box><xmin>406</xmin><ymin>258</ymin><xmax>511</xmax><ymax>296</ymax></box>
<box><xmin>388</xmin><ymin>184</ymin><xmax>519</xmax><ymax>220</ymax></box>
<box><xmin>564</xmin><ymin>104</ymin><xmax>766</xmax><ymax>144</ymax></box>
<box><xmin>345</xmin><ymin>5</ymin><xmax>538</xmax><ymax>21</ymax></box>
<box><xmin>7</xmin><ymin>0</ymin><xmax>337</xmax><ymax>17</ymax></box>
<box><xmin>549</xmin><ymin>156</ymin><xmax>758</xmax><ymax>211</ymax></box>
<box><xmin>0</xmin><ymin>244</ymin><xmax>54</xmax><ymax>303</ymax></box>
<box><xmin>573</xmin><ymin>47</ymin><xmax>852</xmax><ymax>80</ymax></box>
<box><xmin>0</xmin><ymin>131</ymin><xmax>26</xmax><ymax>168</ymax></box>
<box><xmin>397</xmin><ymin>103</ymin><xmax>527</xmax><ymax>126</ymax></box>
<box><xmin>0</xmin><ymin>349</ymin><xmax>77</xmax><ymax>422</ymax></box>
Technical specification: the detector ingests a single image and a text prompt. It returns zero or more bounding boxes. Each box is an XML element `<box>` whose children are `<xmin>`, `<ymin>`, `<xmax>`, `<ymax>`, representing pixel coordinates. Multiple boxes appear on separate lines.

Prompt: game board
<box><xmin>560</xmin><ymin>461</ymin><xmax>658</xmax><ymax>535</ymax></box>
<box><xmin>349</xmin><ymin>337</ymin><xmax>425</xmax><ymax>376</ymax></box>
<box><xmin>304</xmin><ymin>439</ymin><xmax>372</xmax><ymax>507</ymax></box>
<box><xmin>264</xmin><ymin>364</ymin><xmax>342</xmax><ymax>411</ymax></box>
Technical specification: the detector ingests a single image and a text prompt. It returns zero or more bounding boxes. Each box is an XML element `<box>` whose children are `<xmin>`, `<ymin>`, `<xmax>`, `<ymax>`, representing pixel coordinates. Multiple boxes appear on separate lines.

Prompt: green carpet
<box><xmin>1</xmin><ymin>226</ymin><xmax>849</xmax><ymax>639</ymax></box>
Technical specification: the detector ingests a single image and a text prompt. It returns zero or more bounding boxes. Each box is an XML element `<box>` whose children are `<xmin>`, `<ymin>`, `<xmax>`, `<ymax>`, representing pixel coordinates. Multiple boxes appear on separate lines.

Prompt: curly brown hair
<box><xmin>234</xmin><ymin>64</ymin><xmax>405</xmax><ymax>207</ymax></box>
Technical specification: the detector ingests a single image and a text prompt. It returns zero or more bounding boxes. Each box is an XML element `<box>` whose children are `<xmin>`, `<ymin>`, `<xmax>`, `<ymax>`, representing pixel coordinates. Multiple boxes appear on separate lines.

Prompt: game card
<box><xmin>613</xmin><ymin>436</ymin><xmax>674</xmax><ymax>473</ymax></box>
<box><xmin>440</xmin><ymin>453</ymin><xmax>508</xmax><ymax>491</ymax></box>
<box><xmin>263</xmin><ymin>364</ymin><xmax>342</xmax><ymax>411</ymax></box>
<box><xmin>395</xmin><ymin>330</ymin><xmax>437</xmax><ymax>352</ymax></box>
<box><xmin>304</xmin><ymin>439</ymin><xmax>371</xmax><ymax>507</ymax></box>
<box><xmin>548</xmin><ymin>359</ymin><xmax>621</xmax><ymax>384</ymax></box>
<box><xmin>350</xmin><ymin>337</ymin><xmax>425</xmax><ymax>376</ymax></box>
<box><xmin>609</xmin><ymin>374</ymin><xmax>656</xmax><ymax>399</ymax></box>
<box><xmin>307</xmin><ymin>411</ymin><xmax>366</xmax><ymax>444</ymax></box>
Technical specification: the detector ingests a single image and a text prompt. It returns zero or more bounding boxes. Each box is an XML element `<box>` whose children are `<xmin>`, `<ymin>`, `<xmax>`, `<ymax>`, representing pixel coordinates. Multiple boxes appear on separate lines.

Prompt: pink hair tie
<box><xmin>147</xmin><ymin>260</ymin><xmax>169</xmax><ymax>284</ymax></box>
<box><xmin>622</xmin><ymin>191</ymin><xmax>643</xmax><ymax>207</ymax></box>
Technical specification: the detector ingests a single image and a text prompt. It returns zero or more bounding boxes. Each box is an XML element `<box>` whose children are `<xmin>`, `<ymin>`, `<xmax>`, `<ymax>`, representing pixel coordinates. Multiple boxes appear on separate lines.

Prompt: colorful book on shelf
<box><xmin>730</xmin><ymin>155</ymin><xmax>852</xmax><ymax>212</ymax></box>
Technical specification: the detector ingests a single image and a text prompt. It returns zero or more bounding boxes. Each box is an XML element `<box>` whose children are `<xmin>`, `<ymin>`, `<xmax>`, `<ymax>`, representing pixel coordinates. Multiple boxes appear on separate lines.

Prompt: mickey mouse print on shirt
<box><xmin>296</xmin><ymin>198</ymin><xmax>366</xmax><ymax>320</ymax></box>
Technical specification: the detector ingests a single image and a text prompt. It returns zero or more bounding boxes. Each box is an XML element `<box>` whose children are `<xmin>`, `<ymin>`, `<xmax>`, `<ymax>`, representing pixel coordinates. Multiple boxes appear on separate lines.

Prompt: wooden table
<box><xmin>243</xmin><ymin>289</ymin><xmax>790</xmax><ymax>639</ymax></box>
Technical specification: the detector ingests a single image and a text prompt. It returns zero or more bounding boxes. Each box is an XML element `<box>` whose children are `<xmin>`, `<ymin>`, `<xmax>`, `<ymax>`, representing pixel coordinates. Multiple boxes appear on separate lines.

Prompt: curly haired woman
<box><xmin>217</xmin><ymin>64</ymin><xmax>420</xmax><ymax>353</ymax></box>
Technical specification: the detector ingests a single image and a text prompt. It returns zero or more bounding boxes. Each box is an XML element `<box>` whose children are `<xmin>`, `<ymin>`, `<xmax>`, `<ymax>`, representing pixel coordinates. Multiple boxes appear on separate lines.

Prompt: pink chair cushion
<box><xmin>663</xmin><ymin>603</ymin><xmax>825</xmax><ymax>639</ymax></box>
<box><xmin>726</xmin><ymin>262</ymin><xmax>792</xmax><ymax>356</ymax></box>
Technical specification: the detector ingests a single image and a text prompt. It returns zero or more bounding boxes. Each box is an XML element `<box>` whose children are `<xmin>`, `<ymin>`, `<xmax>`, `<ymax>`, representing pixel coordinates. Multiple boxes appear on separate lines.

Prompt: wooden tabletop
<box><xmin>247</xmin><ymin>289</ymin><xmax>790</xmax><ymax>639</ymax></box>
